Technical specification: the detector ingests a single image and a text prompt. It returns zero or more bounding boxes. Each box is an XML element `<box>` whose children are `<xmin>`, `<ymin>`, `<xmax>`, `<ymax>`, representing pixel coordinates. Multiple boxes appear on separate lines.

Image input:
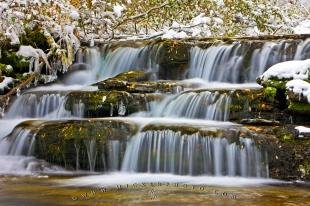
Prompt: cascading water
<box><xmin>78</xmin><ymin>44</ymin><xmax>162</xmax><ymax>80</ymax></box>
<box><xmin>142</xmin><ymin>91</ymin><xmax>231</xmax><ymax>121</ymax></box>
<box><xmin>188</xmin><ymin>39</ymin><xmax>310</xmax><ymax>83</ymax></box>
<box><xmin>121</xmin><ymin>130</ymin><xmax>268</xmax><ymax>177</ymax></box>
<box><xmin>5</xmin><ymin>91</ymin><xmax>88</xmax><ymax>119</ymax></box>
<box><xmin>2</xmin><ymin>38</ymin><xmax>293</xmax><ymax>179</ymax></box>
<box><xmin>0</xmin><ymin>127</ymin><xmax>35</xmax><ymax>156</ymax></box>
<box><xmin>5</xmin><ymin>93</ymin><xmax>70</xmax><ymax>119</ymax></box>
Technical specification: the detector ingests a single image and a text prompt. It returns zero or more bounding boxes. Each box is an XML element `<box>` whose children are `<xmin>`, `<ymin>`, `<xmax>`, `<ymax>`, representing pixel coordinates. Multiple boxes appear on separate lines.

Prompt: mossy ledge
<box><xmin>31</xmin><ymin>119</ymin><xmax>137</xmax><ymax>171</ymax></box>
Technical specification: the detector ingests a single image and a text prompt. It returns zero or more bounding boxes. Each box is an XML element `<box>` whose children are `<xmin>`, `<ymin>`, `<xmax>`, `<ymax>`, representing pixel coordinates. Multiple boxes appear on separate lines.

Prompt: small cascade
<box><xmin>79</xmin><ymin>44</ymin><xmax>162</xmax><ymax>80</ymax></box>
<box><xmin>122</xmin><ymin>130</ymin><xmax>268</xmax><ymax>177</ymax></box>
<box><xmin>5</xmin><ymin>93</ymin><xmax>70</xmax><ymax>119</ymax></box>
<box><xmin>84</xmin><ymin>139</ymin><xmax>97</xmax><ymax>172</ymax></box>
<box><xmin>0</xmin><ymin>127</ymin><xmax>35</xmax><ymax>156</ymax></box>
<box><xmin>107</xmin><ymin>140</ymin><xmax>121</xmax><ymax>171</ymax></box>
<box><xmin>145</xmin><ymin>91</ymin><xmax>231</xmax><ymax>121</ymax></box>
<box><xmin>188</xmin><ymin>39</ymin><xmax>310</xmax><ymax>83</ymax></box>
<box><xmin>188</xmin><ymin>44</ymin><xmax>244</xmax><ymax>83</ymax></box>
<box><xmin>5</xmin><ymin>92</ymin><xmax>85</xmax><ymax>119</ymax></box>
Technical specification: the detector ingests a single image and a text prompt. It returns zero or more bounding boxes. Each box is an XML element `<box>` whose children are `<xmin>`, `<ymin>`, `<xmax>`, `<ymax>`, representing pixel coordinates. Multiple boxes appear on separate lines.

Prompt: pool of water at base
<box><xmin>0</xmin><ymin>176</ymin><xmax>309</xmax><ymax>206</ymax></box>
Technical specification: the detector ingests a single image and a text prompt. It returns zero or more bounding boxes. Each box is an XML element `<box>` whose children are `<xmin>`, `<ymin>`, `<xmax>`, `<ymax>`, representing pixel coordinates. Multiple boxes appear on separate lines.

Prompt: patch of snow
<box><xmin>295</xmin><ymin>126</ymin><xmax>310</xmax><ymax>133</ymax></box>
<box><xmin>294</xmin><ymin>20</ymin><xmax>310</xmax><ymax>34</ymax></box>
<box><xmin>113</xmin><ymin>4</ymin><xmax>124</xmax><ymax>18</ymax></box>
<box><xmin>17</xmin><ymin>45</ymin><xmax>50</xmax><ymax>73</ymax></box>
<box><xmin>0</xmin><ymin>76</ymin><xmax>13</xmax><ymax>91</ymax></box>
<box><xmin>70</xmin><ymin>10</ymin><xmax>80</xmax><ymax>20</ymax></box>
<box><xmin>286</xmin><ymin>79</ymin><xmax>310</xmax><ymax>103</ymax></box>
<box><xmin>162</xmin><ymin>30</ymin><xmax>188</xmax><ymax>39</ymax></box>
<box><xmin>191</xmin><ymin>13</ymin><xmax>211</xmax><ymax>26</ymax></box>
<box><xmin>5</xmin><ymin>65</ymin><xmax>13</xmax><ymax>73</ymax></box>
<box><xmin>0</xmin><ymin>2</ymin><xmax>8</xmax><ymax>14</ymax></box>
<box><xmin>260</xmin><ymin>59</ymin><xmax>310</xmax><ymax>81</ymax></box>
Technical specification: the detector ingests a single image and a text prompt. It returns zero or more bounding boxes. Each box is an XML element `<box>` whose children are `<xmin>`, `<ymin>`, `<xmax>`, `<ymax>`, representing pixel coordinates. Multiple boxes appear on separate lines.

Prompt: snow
<box><xmin>113</xmin><ymin>4</ymin><xmax>124</xmax><ymax>18</ymax></box>
<box><xmin>259</xmin><ymin>59</ymin><xmax>310</xmax><ymax>81</ymax></box>
<box><xmin>162</xmin><ymin>30</ymin><xmax>188</xmax><ymax>39</ymax></box>
<box><xmin>70</xmin><ymin>10</ymin><xmax>80</xmax><ymax>20</ymax></box>
<box><xmin>17</xmin><ymin>45</ymin><xmax>50</xmax><ymax>73</ymax></box>
<box><xmin>286</xmin><ymin>79</ymin><xmax>310</xmax><ymax>103</ymax></box>
<box><xmin>294</xmin><ymin>20</ymin><xmax>310</xmax><ymax>34</ymax></box>
<box><xmin>295</xmin><ymin>126</ymin><xmax>310</xmax><ymax>133</ymax></box>
<box><xmin>191</xmin><ymin>13</ymin><xmax>211</xmax><ymax>26</ymax></box>
<box><xmin>0</xmin><ymin>76</ymin><xmax>13</xmax><ymax>91</ymax></box>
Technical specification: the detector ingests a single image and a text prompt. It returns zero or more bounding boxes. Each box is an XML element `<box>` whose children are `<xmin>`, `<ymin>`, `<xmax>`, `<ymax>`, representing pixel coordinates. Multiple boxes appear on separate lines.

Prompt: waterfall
<box><xmin>0</xmin><ymin>127</ymin><xmax>35</xmax><ymax>156</ymax></box>
<box><xmin>5</xmin><ymin>92</ymin><xmax>84</xmax><ymax>119</ymax></box>
<box><xmin>107</xmin><ymin>140</ymin><xmax>121</xmax><ymax>171</ymax></box>
<box><xmin>143</xmin><ymin>91</ymin><xmax>231</xmax><ymax>121</ymax></box>
<box><xmin>79</xmin><ymin>44</ymin><xmax>162</xmax><ymax>80</ymax></box>
<box><xmin>122</xmin><ymin>130</ymin><xmax>268</xmax><ymax>177</ymax></box>
<box><xmin>188</xmin><ymin>39</ymin><xmax>310</xmax><ymax>83</ymax></box>
<box><xmin>188</xmin><ymin>43</ymin><xmax>244</xmax><ymax>83</ymax></box>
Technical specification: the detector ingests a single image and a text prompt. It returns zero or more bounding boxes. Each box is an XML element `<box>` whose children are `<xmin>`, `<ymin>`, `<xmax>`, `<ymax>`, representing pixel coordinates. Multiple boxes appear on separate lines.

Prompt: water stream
<box><xmin>0</xmin><ymin>38</ymin><xmax>309</xmax><ymax>205</ymax></box>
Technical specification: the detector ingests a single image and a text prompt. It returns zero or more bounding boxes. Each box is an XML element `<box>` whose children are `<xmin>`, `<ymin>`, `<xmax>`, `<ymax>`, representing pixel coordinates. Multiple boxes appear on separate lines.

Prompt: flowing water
<box><xmin>0</xmin><ymin>38</ymin><xmax>309</xmax><ymax>205</ymax></box>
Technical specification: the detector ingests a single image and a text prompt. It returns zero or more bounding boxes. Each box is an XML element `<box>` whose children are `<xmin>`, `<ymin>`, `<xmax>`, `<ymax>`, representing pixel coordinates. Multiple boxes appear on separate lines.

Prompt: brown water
<box><xmin>0</xmin><ymin>176</ymin><xmax>309</xmax><ymax>206</ymax></box>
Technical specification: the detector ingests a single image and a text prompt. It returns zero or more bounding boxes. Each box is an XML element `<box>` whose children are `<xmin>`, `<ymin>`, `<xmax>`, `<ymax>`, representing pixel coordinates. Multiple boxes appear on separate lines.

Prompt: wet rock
<box><xmin>23</xmin><ymin>119</ymin><xmax>138</xmax><ymax>171</ymax></box>
<box><xmin>246</xmin><ymin>125</ymin><xmax>310</xmax><ymax>181</ymax></box>
<box><xmin>94</xmin><ymin>70</ymin><xmax>182</xmax><ymax>93</ymax></box>
<box><xmin>157</xmin><ymin>40</ymin><xmax>190</xmax><ymax>80</ymax></box>
<box><xmin>240</xmin><ymin>118</ymin><xmax>280</xmax><ymax>126</ymax></box>
<box><xmin>65</xmin><ymin>90</ymin><xmax>160</xmax><ymax>117</ymax></box>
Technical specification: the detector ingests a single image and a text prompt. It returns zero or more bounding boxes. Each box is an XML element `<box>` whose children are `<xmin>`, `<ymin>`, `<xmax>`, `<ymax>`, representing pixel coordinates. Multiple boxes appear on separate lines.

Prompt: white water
<box><xmin>1</xmin><ymin>39</ymin><xmax>299</xmax><ymax>180</ymax></box>
<box><xmin>188</xmin><ymin>40</ymin><xmax>310</xmax><ymax>83</ymax></box>
<box><xmin>141</xmin><ymin>91</ymin><xmax>231</xmax><ymax>120</ymax></box>
<box><xmin>78</xmin><ymin>45</ymin><xmax>162</xmax><ymax>80</ymax></box>
<box><xmin>5</xmin><ymin>93</ymin><xmax>71</xmax><ymax>119</ymax></box>
<box><xmin>61</xmin><ymin>173</ymin><xmax>283</xmax><ymax>188</ymax></box>
<box><xmin>122</xmin><ymin>130</ymin><xmax>268</xmax><ymax>177</ymax></box>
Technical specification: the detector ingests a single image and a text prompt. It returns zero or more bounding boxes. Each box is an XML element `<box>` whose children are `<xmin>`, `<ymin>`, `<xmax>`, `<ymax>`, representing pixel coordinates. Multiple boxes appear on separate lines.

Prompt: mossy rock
<box><xmin>22</xmin><ymin>119</ymin><xmax>138</xmax><ymax>171</ymax></box>
<box><xmin>111</xmin><ymin>70</ymin><xmax>151</xmax><ymax>82</ymax></box>
<box><xmin>246</xmin><ymin>125</ymin><xmax>310</xmax><ymax>181</ymax></box>
<box><xmin>94</xmin><ymin>70</ymin><xmax>181</xmax><ymax>93</ymax></box>
<box><xmin>288</xmin><ymin>102</ymin><xmax>310</xmax><ymax>115</ymax></box>
<box><xmin>157</xmin><ymin>41</ymin><xmax>190</xmax><ymax>80</ymax></box>
<box><xmin>256</xmin><ymin>78</ymin><xmax>288</xmax><ymax>90</ymax></box>
<box><xmin>65</xmin><ymin>90</ymin><xmax>158</xmax><ymax>117</ymax></box>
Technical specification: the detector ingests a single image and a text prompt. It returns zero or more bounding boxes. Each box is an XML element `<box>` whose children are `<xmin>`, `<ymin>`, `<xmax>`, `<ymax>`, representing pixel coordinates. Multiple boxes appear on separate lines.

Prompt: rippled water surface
<box><xmin>0</xmin><ymin>176</ymin><xmax>309</xmax><ymax>206</ymax></box>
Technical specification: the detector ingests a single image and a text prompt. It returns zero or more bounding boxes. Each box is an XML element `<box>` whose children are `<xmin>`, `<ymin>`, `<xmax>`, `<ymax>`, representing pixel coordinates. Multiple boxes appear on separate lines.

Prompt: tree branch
<box><xmin>113</xmin><ymin>1</ymin><xmax>170</xmax><ymax>30</ymax></box>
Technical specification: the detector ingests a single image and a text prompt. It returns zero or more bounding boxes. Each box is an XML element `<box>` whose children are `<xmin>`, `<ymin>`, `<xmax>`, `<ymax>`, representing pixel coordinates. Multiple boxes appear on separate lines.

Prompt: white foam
<box><xmin>0</xmin><ymin>155</ymin><xmax>65</xmax><ymax>176</ymax></box>
<box><xmin>180</xmin><ymin>78</ymin><xmax>262</xmax><ymax>90</ymax></box>
<box><xmin>60</xmin><ymin>172</ymin><xmax>283</xmax><ymax>188</ymax></box>
<box><xmin>104</xmin><ymin>117</ymin><xmax>239</xmax><ymax>129</ymax></box>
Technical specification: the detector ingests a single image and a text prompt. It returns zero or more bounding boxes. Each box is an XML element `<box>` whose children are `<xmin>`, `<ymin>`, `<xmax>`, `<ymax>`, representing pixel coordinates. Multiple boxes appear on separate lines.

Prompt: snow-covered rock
<box><xmin>286</xmin><ymin>79</ymin><xmax>310</xmax><ymax>103</ymax></box>
<box><xmin>0</xmin><ymin>76</ymin><xmax>14</xmax><ymax>93</ymax></box>
<box><xmin>259</xmin><ymin>59</ymin><xmax>310</xmax><ymax>82</ymax></box>
<box><xmin>295</xmin><ymin>126</ymin><xmax>310</xmax><ymax>138</ymax></box>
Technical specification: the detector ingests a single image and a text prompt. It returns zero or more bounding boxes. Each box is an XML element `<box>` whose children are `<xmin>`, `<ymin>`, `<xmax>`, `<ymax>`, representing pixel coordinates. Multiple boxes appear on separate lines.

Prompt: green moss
<box><xmin>288</xmin><ymin>102</ymin><xmax>310</xmax><ymax>114</ymax></box>
<box><xmin>112</xmin><ymin>70</ymin><xmax>149</xmax><ymax>82</ymax></box>
<box><xmin>0</xmin><ymin>51</ymin><xmax>29</xmax><ymax>74</ymax></box>
<box><xmin>264</xmin><ymin>87</ymin><xmax>277</xmax><ymax>101</ymax></box>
